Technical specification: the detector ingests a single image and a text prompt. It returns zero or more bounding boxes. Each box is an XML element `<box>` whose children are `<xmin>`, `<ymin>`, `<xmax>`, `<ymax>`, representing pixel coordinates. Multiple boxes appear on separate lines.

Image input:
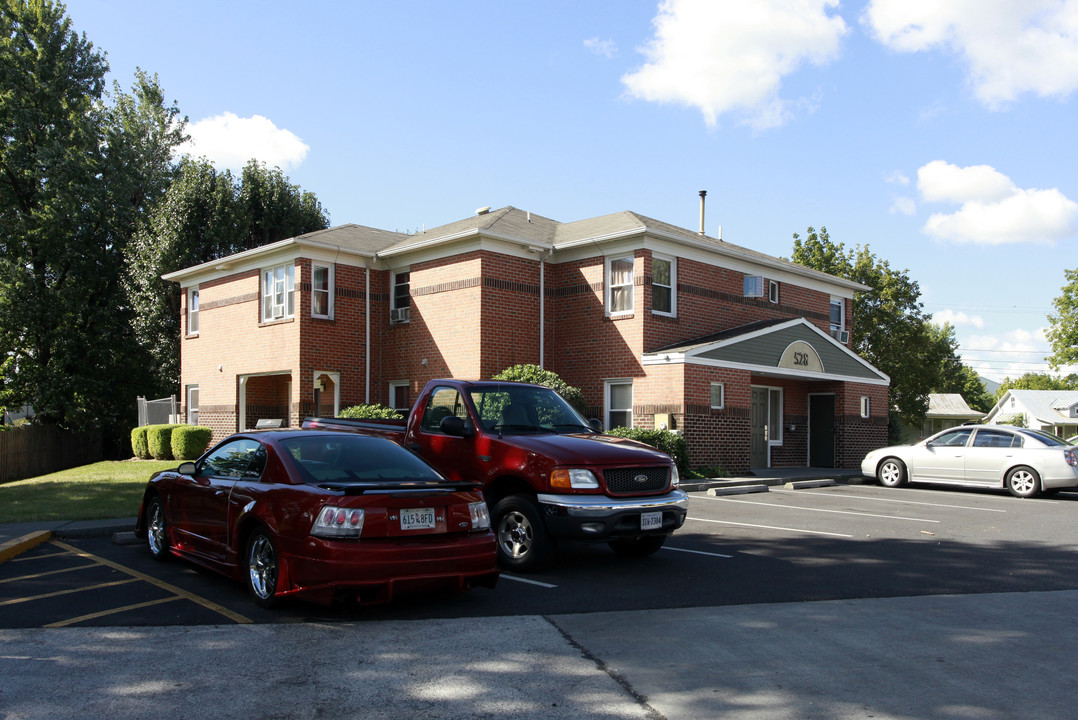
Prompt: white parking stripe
<box><xmin>500</xmin><ymin>574</ymin><xmax>558</xmax><ymax>589</ymax></box>
<box><xmin>686</xmin><ymin>516</ymin><xmax>854</xmax><ymax>538</ymax></box>
<box><xmin>770</xmin><ymin>488</ymin><xmax>1008</xmax><ymax>512</ymax></box>
<box><xmin>693</xmin><ymin>495</ymin><xmax>940</xmax><ymax>523</ymax></box>
<box><xmin>663</xmin><ymin>546</ymin><xmax>734</xmax><ymax>559</ymax></box>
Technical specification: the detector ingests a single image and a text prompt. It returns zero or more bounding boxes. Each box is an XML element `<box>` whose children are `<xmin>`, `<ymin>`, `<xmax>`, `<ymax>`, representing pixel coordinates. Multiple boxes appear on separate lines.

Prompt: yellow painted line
<box><xmin>0</xmin><ymin>531</ymin><xmax>52</xmax><ymax>563</ymax></box>
<box><xmin>0</xmin><ymin>578</ymin><xmax>138</xmax><ymax>606</ymax></box>
<box><xmin>10</xmin><ymin>549</ymin><xmax>71</xmax><ymax>562</ymax></box>
<box><xmin>0</xmin><ymin>563</ymin><xmax>99</xmax><ymax>584</ymax></box>
<box><xmin>50</xmin><ymin>540</ymin><xmax>253</xmax><ymax>624</ymax></box>
<box><xmin>45</xmin><ymin>596</ymin><xmax>183</xmax><ymax>628</ymax></box>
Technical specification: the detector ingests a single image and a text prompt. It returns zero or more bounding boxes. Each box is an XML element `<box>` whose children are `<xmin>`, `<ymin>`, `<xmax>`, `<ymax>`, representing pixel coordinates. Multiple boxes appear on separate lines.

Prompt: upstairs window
<box><xmin>607</xmin><ymin>257</ymin><xmax>634</xmax><ymax>315</ymax></box>
<box><xmin>262</xmin><ymin>264</ymin><xmax>295</xmax><ymax>321</ymax></box>
<box><xmin>391</xmin><ymin>271</ymin><xmax>410</xmax><ymax>324</ymax></box>
<box><xmin>830</xmin><ymin>297</ymin><xmax>845</xmax><ymax>332</ymax></box>
<box><xmin>652</xmin><ymin>256</ymin><xmax>676</xmax><ymax>316</ymax></box>
<box><xmin>744</xmin><ymin>275</ymin><xmax>765</xmax><ymax>298</ymax></box>
<box><xmin>187</xmin><ymin>288</ymin><xmax>199</xmax><ymax>335</ymax></box>
<box><xmin>768</xmin><ymin>280</ymin><xmax>779</xmax><ymax>304</ymax></box>
<box><xmin>312</xmin><ymin>263</ymin><xmax>333</xmax><ymax>319</ymax></box>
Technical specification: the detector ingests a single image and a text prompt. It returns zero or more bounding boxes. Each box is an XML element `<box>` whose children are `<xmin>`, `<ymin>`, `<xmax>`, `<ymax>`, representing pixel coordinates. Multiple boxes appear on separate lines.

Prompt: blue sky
<box><xmin>67</xmin><ymin>0</ymin><xmax>1078</xmax><ymax>382</ymax></box>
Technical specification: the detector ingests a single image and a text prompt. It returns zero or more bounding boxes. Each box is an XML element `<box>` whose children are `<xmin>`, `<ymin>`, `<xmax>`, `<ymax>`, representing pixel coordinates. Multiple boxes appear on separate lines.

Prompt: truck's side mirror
<box><xmin>589</xmin><ymin>418</ymin><xmax>603</xmax><ymax>433</ymax></box>
<box><xmin>440</xmin><ymin>415</ymin><xmax>475</xmax><ymax>438</ymax></box>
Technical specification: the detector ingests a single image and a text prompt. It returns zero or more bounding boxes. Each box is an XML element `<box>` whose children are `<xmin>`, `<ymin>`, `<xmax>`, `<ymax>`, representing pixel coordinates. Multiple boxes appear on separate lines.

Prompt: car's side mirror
<box><xmin>178</xmin><ymin>461</ymin><xmax>197</xmax><ymax>475</ymax></box>
<box><xmin>589</xmin><ymin>418</ymin><xmax>603</xmax><ymax>433</ymax></box>
<box><xmin>440</xmin><ymin>415</ymin><xmax>475</xmax><ymax>438</ymax></box>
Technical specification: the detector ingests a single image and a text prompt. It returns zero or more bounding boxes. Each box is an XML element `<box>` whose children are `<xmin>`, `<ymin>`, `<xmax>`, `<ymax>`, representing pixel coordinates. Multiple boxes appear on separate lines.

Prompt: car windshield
<box><xmin>278</xmin><ymin>434</ymin><xmax>446</xmax><ymax>485</ymax></box>
<box><xmin>1015</xmin><ymin>428</ymin><xmax>1071</xmax><ymax>447</ymax></box>
<box><xmin>469</xmin><ymin>384</ymin><xmax>592</xmax><ymax>434</ymax></box>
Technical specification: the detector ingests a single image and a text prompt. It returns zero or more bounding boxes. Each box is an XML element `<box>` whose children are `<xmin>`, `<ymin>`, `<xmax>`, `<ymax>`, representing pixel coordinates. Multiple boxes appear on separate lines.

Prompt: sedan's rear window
<box><xmin>278</xmin><ymin>435</ymin><xmax>445</xmax><ymax>485</ymax></box>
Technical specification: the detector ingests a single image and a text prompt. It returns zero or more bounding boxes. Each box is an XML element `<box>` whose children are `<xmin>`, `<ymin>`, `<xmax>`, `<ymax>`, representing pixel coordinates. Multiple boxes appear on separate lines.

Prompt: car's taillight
<box><xmin>1065</xmin><ymin>449</ymin><xmax>1077</xmax><ymax>467</ymax></box>
<box><xmin>311</xmin><ymin>506</ymin><xmax>365</xmax><ymax>538</ymax></box>
<box><xmin>469</xmin><ymin>501</ymin><xmax>491</xmax><ymax>531</ymax></box>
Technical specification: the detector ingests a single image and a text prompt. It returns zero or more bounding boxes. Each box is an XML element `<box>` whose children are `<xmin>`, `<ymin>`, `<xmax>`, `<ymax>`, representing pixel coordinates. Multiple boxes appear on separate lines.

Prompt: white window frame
<box><xmin>830</xmin><ymin>296</ymin><xmax>845</xmax><ymax>333</ymax></box>
<box><xmin>606</xmin><ymin>256</ymin><xmax>634</xmax><ymax>316</ymax></box>
<box><xmin>710</xmin><ymin>382</ymin><xmax>725</xmax><ymax>410</ymax></box>
<box><xmin>860</xmin><ymin>396</ymin><xmax>871</xmax><ymax>419</ymax></box>
<box><xmin>388</xmin><ymin>381</ymin><xmax>410</xmax><ymax>411</ymax></box>
<box><xmin>262</xmin><ymin>264</ymin><xmax>296</xmax><ymax>322</ymax></box>
<box><xmin>186</xmin><ymin>384</ymin><xmax>199</xmax><ymax>425</ymax></box>
<box><xmin>604</xmin><ymin>379</ymin><xmax>633</xmax><ymax>430</ymax></box>
<box><xmin>768</xmin><ymin>280</ymin><xmax>779</xmax><ymax>304</ymax></box>
<box><xmin>651</xmin><ymin>254</ymin><xmax>676</xmax><ymax>317</ymax></box>
<box><xmin>744</xmin><ymin>275</ymin><xmax>765</xmax><ymax>298</ymax></box>
<box><xmin>311</xmin><ymin>263</ymin><xmax>334</xmax><ymax>319</ymax></box>
<box><xmin>187</xmin><ymin>287</ymin><xmax>200</xmax><ymax>336</ymax></box>
<box><xmin>391</xmin><ymin>270</ymin><xmax>411</xmax><ymax>324</ymax></box>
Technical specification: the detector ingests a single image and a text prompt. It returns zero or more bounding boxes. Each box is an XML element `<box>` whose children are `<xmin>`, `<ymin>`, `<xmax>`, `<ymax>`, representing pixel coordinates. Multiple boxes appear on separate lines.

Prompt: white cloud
<box><xmin>916</xmin><ymin>160</ymin><xmax>1078</xmax><ymax>244</ymax></box>
<box><xmin>622</xmin><ymin>0</ymin><xmax>848</xmax><ymax>130</ymax></box>
<box><xmin>933</xmin><ymin>309</ymin><xmax>985</xmax><ymax>329</ymax></box>
<box><xmin>584</xmin><ymin>37</ymin><xmax>617</xmax><ymax>59</ymax></box>
<box><xmin>863</xmin><ymin>0</ymin><xmax>1078</xmax><ymax>107</ymax></box>
<box><xmin>179</xmin><ymin>112</ymin><xmax>310</xmax><ymax>171</ymax></box>
<box><xmin>890</xmin><ymin>196</ymin><xmax>916</xmax><ymax>215</ymax></box>
<box><xmin>884</xmin><ymin>170</ymin><xmax>910</xmax><ymax>186</ymax></box>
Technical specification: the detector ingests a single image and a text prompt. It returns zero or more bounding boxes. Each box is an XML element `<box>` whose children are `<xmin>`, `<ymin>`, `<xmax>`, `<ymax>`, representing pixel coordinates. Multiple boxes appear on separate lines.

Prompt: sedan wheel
<box><xmin>1006</xmin><ymin>466</ymin><xmax>1041</xmax><ymax>498</ymax></box>
<box><xmin>245</xmin><ymin>529</ymin><xmax>280</xmax><ymax>607</ymax></box>
<box><xmin>145</xmin><ymin>496</ymin><xmax>169</xmax><ymax>561</ymax></box>
<box><xmin>878</xmin><ymin>458</ymin><xmax>907</xmax><ymax>488</ymax></box>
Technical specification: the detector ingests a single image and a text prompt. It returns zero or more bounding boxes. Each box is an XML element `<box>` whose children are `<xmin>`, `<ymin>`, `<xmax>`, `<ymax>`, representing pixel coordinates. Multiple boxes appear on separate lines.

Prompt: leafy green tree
<box><xmin>493</xmin><ymin>364</ymin><xmax>587</xmax><ymax>414</ymax></box>
<box><xmin>791</xmin><ymin>227</ymin><xmax>947</xmax><ymax>435</ymax></box>
<box><xmin>0</xmin><ymin>1</ymin><xmax>185</xmax><ymax>444</ymax></box>
<box><xmin>926</xmin><ymin>323</ymin><xmax>995</xmax><ymax>413</ymax></box>
<box><xmin>995</xmin><ymin>372</ymin><xmax>1078</xmax><ymax>398</ymax></box>
<box><xmin>1047</xmin><ymin>267</ymin><xmax>1078</xmax><ymax>370</ymax></box>
<box><xmin>125</xmin><ymin>158</ymin><xmax>329</xmax><ymax>394</ymax></box>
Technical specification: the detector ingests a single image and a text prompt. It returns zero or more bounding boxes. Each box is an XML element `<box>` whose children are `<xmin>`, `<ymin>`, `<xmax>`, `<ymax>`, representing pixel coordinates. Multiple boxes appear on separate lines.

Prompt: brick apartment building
<box><xmin>164</xmin><ymin>205</ymin><xmax>889</xmax><ymax>473</ymax></box>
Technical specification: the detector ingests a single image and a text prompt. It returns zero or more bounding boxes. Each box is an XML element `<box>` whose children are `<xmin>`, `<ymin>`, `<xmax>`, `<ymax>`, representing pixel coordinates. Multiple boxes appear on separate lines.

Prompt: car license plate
<box><xmin>641</xmin><ymin>511</ymin><xmax>663</xmax><ymax>531</ymax></box>
<box><xmin>400</xmin><ymin>507</ymin><xmax>436</xmax><ymax>530</ymax></box>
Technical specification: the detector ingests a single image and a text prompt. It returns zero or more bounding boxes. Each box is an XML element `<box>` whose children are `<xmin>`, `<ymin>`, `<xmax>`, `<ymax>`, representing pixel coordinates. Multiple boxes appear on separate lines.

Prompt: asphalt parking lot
<box><xmin>4</xmin><ymin>482</ymin><xmax>1078</xmax><ymax>627</ymax></box>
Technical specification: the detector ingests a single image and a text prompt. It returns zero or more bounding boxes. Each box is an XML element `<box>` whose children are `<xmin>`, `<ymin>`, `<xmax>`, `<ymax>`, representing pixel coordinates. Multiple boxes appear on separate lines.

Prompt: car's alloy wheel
<box><xmin>146</xmin><ymin>496</ymin><xmax>169</xmax><ymax>561</ymax></box>
<box><xmin>878</xmin><ymin>458</ymin><xmax>907</xmax><ymax>488</ymax></box>
<box><xmin>246</xmin><ymin>529</ymin><xmax>280</xmax><ymax>607</ymax></box>
<box><xmin>492</xmin><ymin>495</ymin><xmax>551</xmax><ymax>572</ymax></box>
<box><xmin>1006</xmin><ymin>466</ymin><xmax>1041</xmax><ymax>498</ymax></box>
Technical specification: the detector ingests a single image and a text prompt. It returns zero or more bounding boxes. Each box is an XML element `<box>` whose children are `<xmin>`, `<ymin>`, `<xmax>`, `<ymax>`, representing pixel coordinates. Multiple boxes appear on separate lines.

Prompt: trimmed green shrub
<box><xmin>171</xmin><ymin>425</ymin><xmax>213</xmax><ymax>461</ymax></box>
<box><xmin>606</xmin><ymin>427</ymin><xmax>689</xmax><ymax>474</ymax></box>
<box><xmin>131</xmin><ymin>427</ymin><xmax>150</xmax><ymax>459</ymax></box>
<box><xmin>493</xmin><ymin>364</ymin><xmax>587</xmax><ymax>415</ymax></box>
<box><xmin>338</xmin><ymin>403</ymin><xmax>403</xmax><ymax>420</ymax></box>
<box><xmin>146</xmin><ymin>424</ymin><xmax>181</xmax><ymax>460</ymax></box>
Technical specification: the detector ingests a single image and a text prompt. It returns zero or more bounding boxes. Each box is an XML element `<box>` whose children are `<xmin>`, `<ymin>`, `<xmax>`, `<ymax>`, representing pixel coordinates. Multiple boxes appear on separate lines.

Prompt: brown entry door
<box><xmin>750</xmin><ymin>387</ymin><xmax>768</xmax><ymax>468</ymax></box>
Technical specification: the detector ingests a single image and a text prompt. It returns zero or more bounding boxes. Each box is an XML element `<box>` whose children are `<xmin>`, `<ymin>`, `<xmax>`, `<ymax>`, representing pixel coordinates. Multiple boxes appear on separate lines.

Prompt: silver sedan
<box><xmin>861</xmin><ymin>425</ymin><xmax>1078</xmax><ymax>498</ymax></box>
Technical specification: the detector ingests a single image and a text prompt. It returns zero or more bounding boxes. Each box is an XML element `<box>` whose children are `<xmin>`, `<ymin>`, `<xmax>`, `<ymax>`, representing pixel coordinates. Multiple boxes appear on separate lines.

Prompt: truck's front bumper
<box><xmin>536</xmin><ymin>489</ymin><xmax>689</xmax><ymax>542</ymax></box>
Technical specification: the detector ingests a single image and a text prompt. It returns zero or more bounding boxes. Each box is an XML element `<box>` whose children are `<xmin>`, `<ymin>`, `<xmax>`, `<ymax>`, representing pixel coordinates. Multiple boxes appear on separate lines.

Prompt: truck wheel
<box><xmin>492</xmin><ymin>495</ymin><xmax>552</xmax><ymax>572</ymax></box>
<box><xmin>608</xmin><ymin>535</ymin><xmax>666</xmax><ymax>557</ymax></box>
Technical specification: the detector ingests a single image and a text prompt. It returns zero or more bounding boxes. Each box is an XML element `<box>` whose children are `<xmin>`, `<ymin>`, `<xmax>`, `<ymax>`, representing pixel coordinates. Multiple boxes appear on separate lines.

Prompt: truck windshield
<box><xmin>469</xmin><ymin>384</ymin><xmax>592</xmax><ymax>434</ymax></box>
<box><xmin>278</xmin><ymin>434</ymin><xmax>446</xmax><ymax>485</ymax></box>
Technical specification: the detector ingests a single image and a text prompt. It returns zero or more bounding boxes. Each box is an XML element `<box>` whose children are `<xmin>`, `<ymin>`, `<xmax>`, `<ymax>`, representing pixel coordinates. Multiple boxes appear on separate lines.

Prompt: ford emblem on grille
<box><xmin>633</xmin><ymin>474</ymin><xmax>649</xmax><ymax>484</ymax></box>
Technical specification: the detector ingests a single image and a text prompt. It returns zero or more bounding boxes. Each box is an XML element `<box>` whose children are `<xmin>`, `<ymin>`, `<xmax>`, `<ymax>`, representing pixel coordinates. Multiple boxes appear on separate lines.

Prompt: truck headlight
<box><xmin>550</xmin><ymin>468</ymin><xmax>600</xmax><ymax>489</ymax></box>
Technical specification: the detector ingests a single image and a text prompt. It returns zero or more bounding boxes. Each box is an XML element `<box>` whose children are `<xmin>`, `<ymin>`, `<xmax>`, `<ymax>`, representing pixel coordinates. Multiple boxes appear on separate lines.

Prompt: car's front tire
<box><xmin>245</xmin><ymin>528</ymin><xmax>280</xmax><ymax>608</ymax></box>
<box><xmin>492</xmin><ymin>495</ymin><xmax>552</xmax><ymax>572</ymax></box>
<box><xmin>1006</xmin><ymin>466</ymin><xmax>1041</xmax><ymax>498</ymax></box>
<box><xmin>145</xmin><ymin>495</ymin><xmax>170</xmax><ymax>561</ymax></box>
<box><xmin>877</xmin><ymin>458</ymin><xmax>908</xmax><ymax>488</ymax></box>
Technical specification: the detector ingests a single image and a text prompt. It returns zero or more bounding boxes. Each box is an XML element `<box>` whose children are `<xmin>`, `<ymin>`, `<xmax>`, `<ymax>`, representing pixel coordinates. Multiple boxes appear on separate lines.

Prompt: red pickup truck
<box><xmin>304</xmin><ymin>379</ymin><xmax>688</xmax><ymax>570</ymax></box>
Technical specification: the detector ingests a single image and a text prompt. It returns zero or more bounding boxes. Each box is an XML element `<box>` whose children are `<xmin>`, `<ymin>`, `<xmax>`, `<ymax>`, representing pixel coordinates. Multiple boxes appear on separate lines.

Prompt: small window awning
<box><xmin>642</xmin><ymin>317</ymin><xmax>889</xmax><ymax>386</ymax></box>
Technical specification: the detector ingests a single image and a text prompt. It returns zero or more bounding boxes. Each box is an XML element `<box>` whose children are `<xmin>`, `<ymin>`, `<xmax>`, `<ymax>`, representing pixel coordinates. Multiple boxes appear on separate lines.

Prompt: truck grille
<box><xmin>603</xmin><ymin>467</ymin><xmax>669</xmax><ymax>495</ymax></box>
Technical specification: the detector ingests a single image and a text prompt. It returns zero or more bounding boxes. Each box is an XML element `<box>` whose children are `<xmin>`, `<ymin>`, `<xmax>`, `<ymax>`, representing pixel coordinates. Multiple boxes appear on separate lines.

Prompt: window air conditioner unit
<box><xmin>830</xmin><ymin>328</ymin><xmax>849</xmax><ymax>344</ymax></box>
<box><xmin>390</xmin><ymin>307</ymin><xmax>410</xmax><ymax>324</ymax></box>
<box><xmin>272</xmin><ymin>307</ymin><xmax>284</xmax><ymax>319</ymax></box>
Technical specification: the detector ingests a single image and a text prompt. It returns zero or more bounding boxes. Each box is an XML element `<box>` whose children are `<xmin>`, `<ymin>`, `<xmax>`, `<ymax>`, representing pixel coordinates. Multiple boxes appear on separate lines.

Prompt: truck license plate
<box><xmin>401</xmin><ymin>508</ymin><xmax>436</xmax><ymax>530</ymax></box>
<box><xmin>641</xmin><ymin>511</ymin><xmax>663</xmax><ymax>531</ymax></box>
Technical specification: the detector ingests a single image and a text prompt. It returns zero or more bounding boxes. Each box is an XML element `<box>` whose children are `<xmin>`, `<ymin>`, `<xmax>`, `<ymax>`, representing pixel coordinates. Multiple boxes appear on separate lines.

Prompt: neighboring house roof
<box><xmin>162</xmin><ymin>206</ymin><xmax>869</xmax><ymax>296</ymax></box>
<box><xmin>926</xmin><ymin>393</ymin><xmax>985</xmax><ymax>420</ymax></box>
<box><xmin>985</xmin><ymin>390</ymin><xmax>1078</xmax><ymax>427</ymax></box>
<box><xmin>643</xmin><ymin>317</ymin><xmax>889</xmax><ymax>385</ymax></box>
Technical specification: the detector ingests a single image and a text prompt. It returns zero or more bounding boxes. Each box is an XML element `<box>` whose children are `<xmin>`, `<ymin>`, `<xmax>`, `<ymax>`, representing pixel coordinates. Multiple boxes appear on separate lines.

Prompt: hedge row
<box><xmin>606</xmin><ymin>427</ymin><xmax>689</xmax><ymax>474</ymax></box>
<box><xmin>131</xmin><ymin>424</ymin><xmax>213</xmax><ymax>461</ymax></box>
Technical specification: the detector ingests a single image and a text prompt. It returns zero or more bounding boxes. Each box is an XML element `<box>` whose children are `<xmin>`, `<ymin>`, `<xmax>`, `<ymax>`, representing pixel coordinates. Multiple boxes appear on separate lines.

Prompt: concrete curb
<box><xmin>0</xmin><ymin>530</ymin><xmax>52</xmax><ymax>563</ymax></box>
<box><xmin>784</xmin><ymin>479</ymin><xmax>838</xmax><ymax>490</ymax></box>
<box><xmin>707</xmin><ymin>484</ymin><xmax>769</xmax><ymax>496</ymax></box>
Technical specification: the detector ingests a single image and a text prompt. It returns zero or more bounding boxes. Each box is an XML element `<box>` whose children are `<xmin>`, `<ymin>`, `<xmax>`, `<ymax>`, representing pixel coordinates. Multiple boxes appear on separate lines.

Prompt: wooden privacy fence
<box><xmin>0</xmin><ymin>426</ymin><xmax>102</xmax><ymax>483</ymax></box>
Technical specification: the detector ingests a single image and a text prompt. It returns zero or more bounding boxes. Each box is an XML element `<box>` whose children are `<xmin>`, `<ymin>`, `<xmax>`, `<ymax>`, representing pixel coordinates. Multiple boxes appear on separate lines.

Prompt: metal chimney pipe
<box><xmin>698</xmin><ymin>190</ymin><xmax>707</xmax><ymax>235</ymax></box>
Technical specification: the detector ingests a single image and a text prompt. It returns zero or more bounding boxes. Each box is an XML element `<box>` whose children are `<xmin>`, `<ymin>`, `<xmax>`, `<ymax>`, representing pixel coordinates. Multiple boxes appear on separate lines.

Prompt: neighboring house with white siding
<box><xmin>984</xmin><ymin>390</ymin><xmax>1078</xmax><ymax>438</ymax></box>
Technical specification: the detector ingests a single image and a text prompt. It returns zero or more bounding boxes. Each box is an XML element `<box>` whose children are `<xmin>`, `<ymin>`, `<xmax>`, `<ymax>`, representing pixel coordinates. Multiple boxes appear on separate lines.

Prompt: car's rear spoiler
<box><xmin>316</xmin><ymin>480</ymin><xmax>482</xmax><ymax>495</ymax></box>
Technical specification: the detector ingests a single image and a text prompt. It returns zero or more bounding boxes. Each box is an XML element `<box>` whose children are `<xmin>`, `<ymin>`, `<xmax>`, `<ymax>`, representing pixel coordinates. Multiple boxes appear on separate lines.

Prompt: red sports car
<box><xmin>134</xmin><ymin>430</ymin><xmax>499</xmax><ymax>607</ymax></box>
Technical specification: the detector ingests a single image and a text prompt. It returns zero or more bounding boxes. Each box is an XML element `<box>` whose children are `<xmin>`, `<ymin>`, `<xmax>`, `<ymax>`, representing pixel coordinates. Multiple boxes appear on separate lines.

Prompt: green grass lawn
<box><xmin>0</xmin><ymin>460</ymin><xmax>177</xmax><ymax>524</ymax></box>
